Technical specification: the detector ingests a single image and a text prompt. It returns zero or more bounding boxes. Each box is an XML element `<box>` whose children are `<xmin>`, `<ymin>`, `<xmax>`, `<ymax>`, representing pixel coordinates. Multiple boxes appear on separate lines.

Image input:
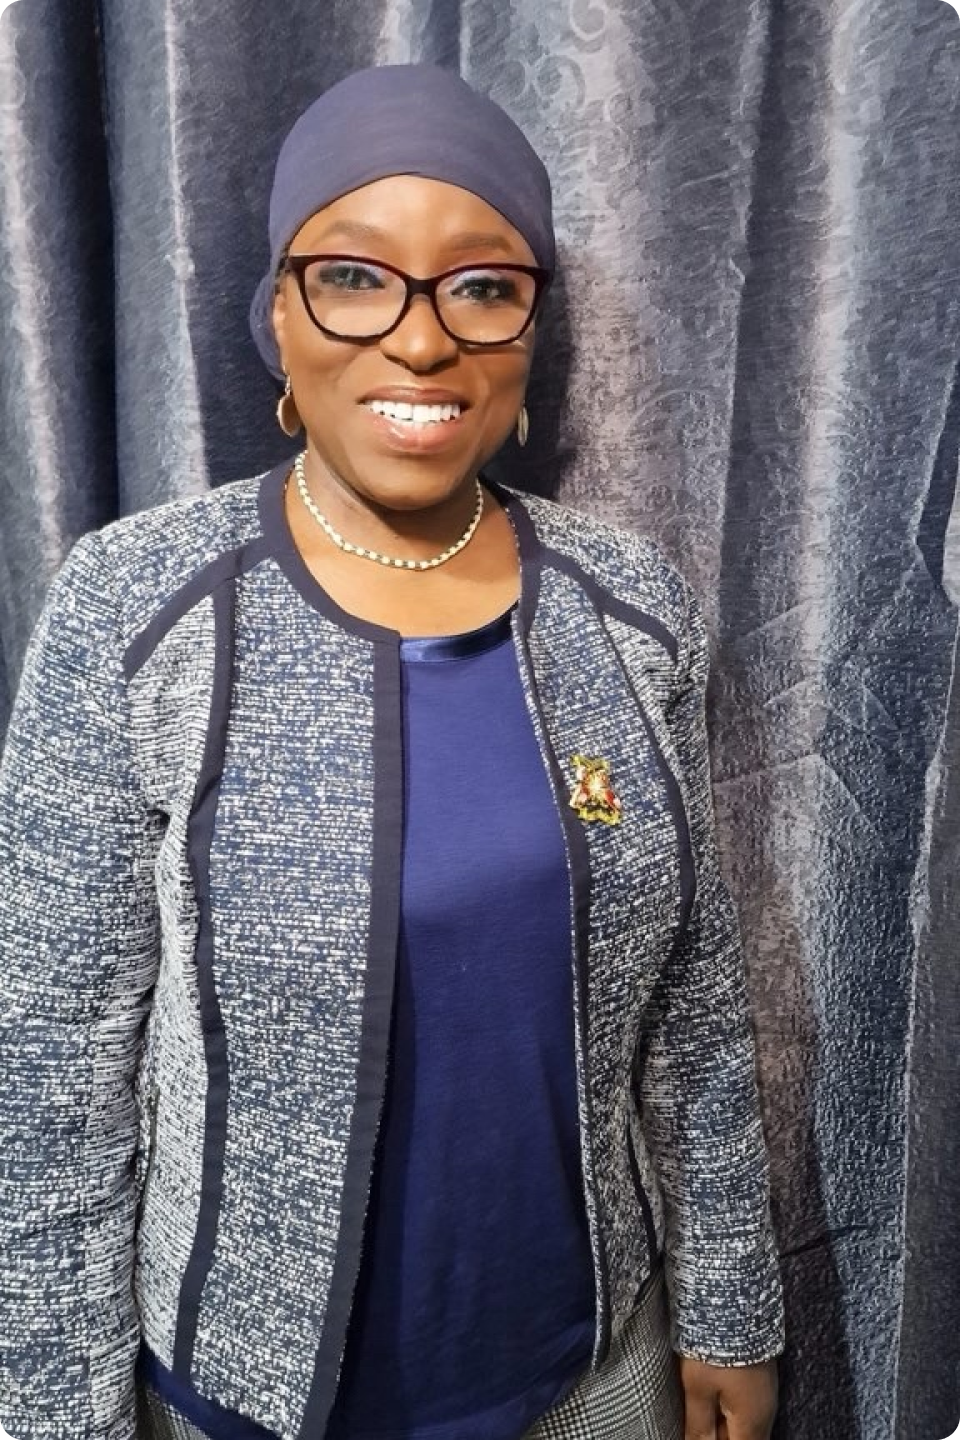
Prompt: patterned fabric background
<box><xmin>1</xmin><ymin>1</ymin><xmax>958</xmax><ymax>1437</ymax></box>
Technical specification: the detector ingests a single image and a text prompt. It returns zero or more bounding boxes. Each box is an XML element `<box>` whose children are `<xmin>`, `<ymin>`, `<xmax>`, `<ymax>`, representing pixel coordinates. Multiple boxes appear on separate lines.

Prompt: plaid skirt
<box><xmin>522</xmin><ymin>1263</ymin><xmax>683</xmax><ymax>1440</ymax></box>
<box><xmin>136</xmin><ymin>1263</ymin><xmax>683</xmax><ymax>1440</ymax></box>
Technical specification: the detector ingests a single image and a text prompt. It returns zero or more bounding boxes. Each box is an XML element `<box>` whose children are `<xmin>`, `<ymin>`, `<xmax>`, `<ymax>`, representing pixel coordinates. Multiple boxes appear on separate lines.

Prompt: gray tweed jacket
<box><xmin>0</xmin><ymin>464</ymin><xmax>785</xmax><ymax>1440</ymax></box>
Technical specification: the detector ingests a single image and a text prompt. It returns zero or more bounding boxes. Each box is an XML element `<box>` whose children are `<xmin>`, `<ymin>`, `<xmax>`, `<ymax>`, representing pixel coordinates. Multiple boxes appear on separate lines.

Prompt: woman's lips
<box><xmin>360</xmin><ymin>401</ymin><xmax>468</xmax><ymax>453</ymax></box>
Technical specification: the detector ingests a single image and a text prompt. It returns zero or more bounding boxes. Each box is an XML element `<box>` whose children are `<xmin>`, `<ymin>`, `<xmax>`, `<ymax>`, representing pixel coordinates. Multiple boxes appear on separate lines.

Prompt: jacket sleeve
<box><xmin>634</xmin><ymin>578</ymin><xmax>786</xmax><ymax>1366</ymax></box>
<box><xmin>0</xmin><ymin>532</ymin><xmax>162</xmax><ymax>1440</ymax></box>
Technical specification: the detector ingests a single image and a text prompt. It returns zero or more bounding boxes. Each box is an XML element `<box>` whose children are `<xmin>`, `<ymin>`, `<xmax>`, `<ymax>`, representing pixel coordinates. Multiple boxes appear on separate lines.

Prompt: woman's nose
<box><xmin>378</xmin><ymin>294</ymin><xmax>460</xmax><ymax>371</ymax></box>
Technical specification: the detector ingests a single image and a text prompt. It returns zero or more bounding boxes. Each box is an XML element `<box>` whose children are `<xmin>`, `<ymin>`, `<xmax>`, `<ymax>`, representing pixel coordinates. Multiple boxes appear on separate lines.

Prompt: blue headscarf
<box><xmin>249</xmin><ymin>64</ymin><xmax>555</xmax><ymax>379</ymax></box>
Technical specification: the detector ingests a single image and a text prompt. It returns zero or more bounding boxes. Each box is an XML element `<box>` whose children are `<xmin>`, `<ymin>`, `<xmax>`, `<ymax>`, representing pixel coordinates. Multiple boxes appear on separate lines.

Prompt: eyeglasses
<box><xmin>282</xmin><ymin>253</ymin><xmax>551</xmax><ymax>346</ymax></box>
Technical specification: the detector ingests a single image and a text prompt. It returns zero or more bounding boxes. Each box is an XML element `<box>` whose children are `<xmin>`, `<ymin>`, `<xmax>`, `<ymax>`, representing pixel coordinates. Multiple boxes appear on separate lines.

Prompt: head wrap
<box><xmin>249</xmin><ymin>63</ymin><xmax>555</xmax><ymax>378</ymax></box>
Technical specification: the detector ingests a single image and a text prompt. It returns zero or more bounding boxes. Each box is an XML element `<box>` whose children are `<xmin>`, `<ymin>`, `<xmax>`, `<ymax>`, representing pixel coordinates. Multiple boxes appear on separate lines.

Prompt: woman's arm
<box><xmin>634</xmin><ymin>580</ymin><xmax>786</xmax><ymax>1368</ymax></box>
<box><xmin>0</xmin><ymin>533</ymin><xmax>163</xmax><ymax>1440</ymax></box>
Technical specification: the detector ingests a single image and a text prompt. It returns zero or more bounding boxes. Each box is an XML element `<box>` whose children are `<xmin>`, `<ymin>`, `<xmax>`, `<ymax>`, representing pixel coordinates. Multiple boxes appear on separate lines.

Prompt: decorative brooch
<box><xmin>569</xmin><ymin>754</ymin><xmax>623</xmax><ymax>825</ymax></box>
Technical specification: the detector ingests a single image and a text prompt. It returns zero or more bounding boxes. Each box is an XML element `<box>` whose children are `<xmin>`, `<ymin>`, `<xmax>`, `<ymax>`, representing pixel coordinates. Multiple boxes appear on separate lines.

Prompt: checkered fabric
<box><xmin>522</xmin><ymin>1264</ymin><xmax>683</xmax><ymax>1440</ymax></box>
<box><xmin>137</xmin><ymin>1381</ymin><xmax>210</xmax><ymax>1440</ymax></box>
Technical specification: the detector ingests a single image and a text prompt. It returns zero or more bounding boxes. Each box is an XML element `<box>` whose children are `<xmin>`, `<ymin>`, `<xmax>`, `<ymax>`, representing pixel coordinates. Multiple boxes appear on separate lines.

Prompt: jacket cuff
<box><xmin>664</xmin><ymin>1233</ymin><xmax>786</xmax><ymax>1365</ymax></box>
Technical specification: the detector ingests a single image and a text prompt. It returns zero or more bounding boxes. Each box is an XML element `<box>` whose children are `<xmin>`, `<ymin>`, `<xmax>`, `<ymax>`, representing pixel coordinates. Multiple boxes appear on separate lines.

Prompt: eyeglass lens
<box><xmin>299</xmin><ymin>260</ymin><xmax>537</xmax><ymax>343</ymax></box>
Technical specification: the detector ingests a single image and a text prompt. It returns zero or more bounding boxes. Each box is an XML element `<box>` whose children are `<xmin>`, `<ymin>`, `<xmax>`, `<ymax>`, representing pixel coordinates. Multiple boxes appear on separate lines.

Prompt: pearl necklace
<box><xmin>293</xmin><ymin>454</ymin><xmax>484</xmax><ymax>571</ymax></box>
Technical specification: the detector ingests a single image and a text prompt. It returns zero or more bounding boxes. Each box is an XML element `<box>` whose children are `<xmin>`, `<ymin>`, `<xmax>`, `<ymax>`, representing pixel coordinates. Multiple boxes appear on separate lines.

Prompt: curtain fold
<box><xmin>1</xmin><ymin>2</ymin><xmax>958</xmax><ymax>1436</ymax></box>
<box><xmin>0</xmin><ymin>0</ymin><xmax>115</xmax><ymax>670</ymax></box>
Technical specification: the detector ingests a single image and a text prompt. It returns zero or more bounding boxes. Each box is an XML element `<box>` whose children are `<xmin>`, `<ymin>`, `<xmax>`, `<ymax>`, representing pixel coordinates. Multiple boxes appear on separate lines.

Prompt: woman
<box><xmin>0</xmin><ymin>64</ymin><xmax>784</xmax><ymax>1440</ymax></box>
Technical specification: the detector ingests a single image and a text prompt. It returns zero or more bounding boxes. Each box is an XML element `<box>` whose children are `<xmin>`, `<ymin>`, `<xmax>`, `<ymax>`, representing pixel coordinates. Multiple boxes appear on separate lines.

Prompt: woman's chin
<box><xmin>326</xmin><ymin>463</ymin><xmax>478</xmax><ymax>520</ymax></box>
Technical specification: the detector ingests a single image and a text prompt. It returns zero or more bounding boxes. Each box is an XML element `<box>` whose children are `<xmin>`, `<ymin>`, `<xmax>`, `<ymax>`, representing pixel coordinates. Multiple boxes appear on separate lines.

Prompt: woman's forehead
<box><xmin>289</xmin><ymin>176</ymin><xmax>537</xmax><ymax>266</ymax></box>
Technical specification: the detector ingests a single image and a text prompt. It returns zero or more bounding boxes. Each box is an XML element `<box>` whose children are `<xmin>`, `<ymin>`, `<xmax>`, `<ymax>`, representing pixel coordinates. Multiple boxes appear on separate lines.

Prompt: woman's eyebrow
<box><xmin>310</xmin><ymin>219</ymin><xmax>518</xmax><ymax>254</ymax></box>
<box><xmin>440</xmin><ymin>232</ymin><xmax>517</xmax><ymax>255</ymax></box>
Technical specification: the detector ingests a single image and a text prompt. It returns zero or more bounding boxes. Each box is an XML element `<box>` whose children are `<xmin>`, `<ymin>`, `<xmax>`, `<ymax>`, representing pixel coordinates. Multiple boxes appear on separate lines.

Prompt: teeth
<box><xmin>367</xmin><ymin>399</ymin><xmax>461</xmax><ymax>424</ymax></box>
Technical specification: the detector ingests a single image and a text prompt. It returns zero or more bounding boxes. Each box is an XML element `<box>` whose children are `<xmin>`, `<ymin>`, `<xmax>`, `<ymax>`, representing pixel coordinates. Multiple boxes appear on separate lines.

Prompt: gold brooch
<box><xmin>569</xmin><ymin>755</ymin><xmax>623</xmax><ymax>825</ymax></box>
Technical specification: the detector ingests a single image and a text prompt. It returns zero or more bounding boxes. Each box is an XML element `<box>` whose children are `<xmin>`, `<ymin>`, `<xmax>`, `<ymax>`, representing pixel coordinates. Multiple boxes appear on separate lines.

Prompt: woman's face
<box><xmin>272</xmin><ymin>175</ymin><xmax>538</xmax><ymax>515</ymax></box>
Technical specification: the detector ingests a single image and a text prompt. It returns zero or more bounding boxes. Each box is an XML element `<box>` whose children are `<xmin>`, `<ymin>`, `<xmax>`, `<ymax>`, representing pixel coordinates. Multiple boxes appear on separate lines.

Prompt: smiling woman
<box><xmin>0</xmin><ymin>62</ymin><xmax>784</xmax><ymax>1440</ymax></box>
<box><xmin>269</xmin><ymin>172</ymin><xmax>542</xmax><ymax>634</ymax></box>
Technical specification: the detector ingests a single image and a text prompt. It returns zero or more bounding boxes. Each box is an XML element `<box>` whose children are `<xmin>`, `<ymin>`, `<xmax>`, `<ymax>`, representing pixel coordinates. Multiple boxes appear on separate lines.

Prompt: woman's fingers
<box><xmin>680</xmin><ymin>1355</ymin><xmax>779</xmax><ymax>1440</ymax></box>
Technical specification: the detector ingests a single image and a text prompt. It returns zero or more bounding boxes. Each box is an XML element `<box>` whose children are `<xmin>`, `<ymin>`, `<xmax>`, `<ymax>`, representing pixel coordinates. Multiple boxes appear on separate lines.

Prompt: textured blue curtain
<box><xmin>1</xmin><ymin>2</ymin><xmax>959</xmax><ymax>1437</ymax></box>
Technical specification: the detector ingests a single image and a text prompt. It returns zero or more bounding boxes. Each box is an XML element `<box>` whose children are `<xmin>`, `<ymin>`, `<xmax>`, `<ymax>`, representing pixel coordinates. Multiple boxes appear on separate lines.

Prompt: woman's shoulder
<box><xmin>502</xmin><ymin>485</ymin><xmax>695</xmax><ymax>642</ymax></box>
<box><xmin>85</xmin><ymin>469</ymin><xmax>264</xmax><ymax>594</ymax></box>
<box><xmin>45</xmin><ymin>473</ymin><xmax>268</xmax><ymax>658</ymax></box>
<box><xmin>94</xmin><ymin>471</ymin><xmax>264</xmax><ymax>566</ymax></box>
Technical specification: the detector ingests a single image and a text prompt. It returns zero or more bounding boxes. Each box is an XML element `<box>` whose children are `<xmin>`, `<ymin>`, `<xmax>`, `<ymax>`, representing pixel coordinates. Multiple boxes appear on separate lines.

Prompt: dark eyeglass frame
<box><xmin>282</xmin><ymin>253</ymin><xmax>552</xmax><ymax>345</ymax></box>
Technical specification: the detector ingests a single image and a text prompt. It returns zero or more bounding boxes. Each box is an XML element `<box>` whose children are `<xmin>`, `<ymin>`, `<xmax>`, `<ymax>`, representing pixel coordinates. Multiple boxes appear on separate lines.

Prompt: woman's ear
<box><xmin>272</xmin><ymin>286</ymin><xmax>288</xmax><ymax>363</ymax></box>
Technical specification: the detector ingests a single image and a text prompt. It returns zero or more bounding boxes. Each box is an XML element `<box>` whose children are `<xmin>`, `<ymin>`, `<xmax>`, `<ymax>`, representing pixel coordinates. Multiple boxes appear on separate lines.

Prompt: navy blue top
<box><xmin>139</xmin><ymin>608</ymin><xmax>595</xmax><ymax>1439</ymax></box>
<box><xmin>326</xmin><ymin>609</ymin><xmax>595</xmax><ymax>1439</ymax></box>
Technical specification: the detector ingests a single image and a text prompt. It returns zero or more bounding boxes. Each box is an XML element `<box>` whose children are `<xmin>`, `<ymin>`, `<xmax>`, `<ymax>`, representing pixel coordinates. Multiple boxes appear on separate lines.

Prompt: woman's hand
<box><xmin>678</xmin><ymin>1355</ymin><xmax>779</xmax><ymax>1439</ymax></box>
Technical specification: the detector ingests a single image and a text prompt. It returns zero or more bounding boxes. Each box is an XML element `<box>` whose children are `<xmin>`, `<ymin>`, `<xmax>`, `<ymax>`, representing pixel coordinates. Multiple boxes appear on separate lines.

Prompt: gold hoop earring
<box><xmin>517</xmin><ymin>405</ymin><xmax>529</xmax><ymax>448</ymax></box>
<box><xmin>276</xmin><ymin>373</ymin><xmax>301</xmax><ymax>436</ymax></box>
